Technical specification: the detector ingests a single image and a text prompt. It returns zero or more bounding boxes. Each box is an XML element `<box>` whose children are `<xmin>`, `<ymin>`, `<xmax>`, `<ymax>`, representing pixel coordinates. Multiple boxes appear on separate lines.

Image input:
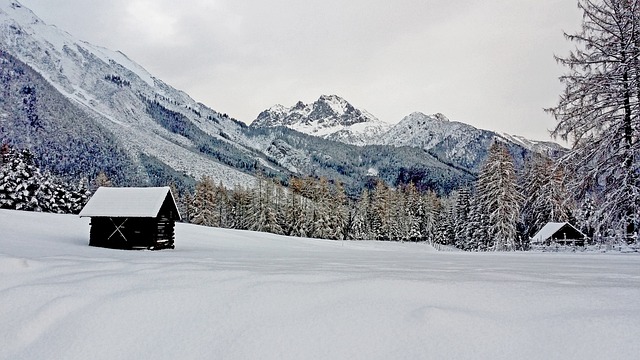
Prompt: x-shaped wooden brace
<box><xmin>108</xmin><ymin>218</ymin><xmax>128</xmax><ymax>242</ymax></box>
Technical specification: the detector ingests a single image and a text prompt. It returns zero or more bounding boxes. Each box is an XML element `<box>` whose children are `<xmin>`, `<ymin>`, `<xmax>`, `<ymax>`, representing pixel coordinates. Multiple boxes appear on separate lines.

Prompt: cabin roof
<box><xmin>79</xmin><ymin>187</ymin><xmax>179</xmax><ymax>219</ymax></box>
<box><xmin>531</xmin><ymin>222</ymin><xmax>585</xmax><ymax>243</ymax></box>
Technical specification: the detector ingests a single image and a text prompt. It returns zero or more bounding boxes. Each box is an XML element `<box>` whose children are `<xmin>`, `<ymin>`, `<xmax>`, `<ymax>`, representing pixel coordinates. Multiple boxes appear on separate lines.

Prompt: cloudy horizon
<box><xmin>20</xmin><ymin>0</ymin><xmax>582</xmax><ymax>141</ymax></box>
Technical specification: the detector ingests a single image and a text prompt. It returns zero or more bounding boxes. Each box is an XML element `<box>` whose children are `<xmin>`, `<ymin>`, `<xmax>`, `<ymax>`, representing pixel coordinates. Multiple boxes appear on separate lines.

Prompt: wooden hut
<box><xmin>531</xmin><ymin>222</ymin><xmax>587</xmax><ymax>246</ymax></box>
<box><xmin>79</xmin><ymin>187</ymin><xmax>180</xmax><ymax>250</ymax></box>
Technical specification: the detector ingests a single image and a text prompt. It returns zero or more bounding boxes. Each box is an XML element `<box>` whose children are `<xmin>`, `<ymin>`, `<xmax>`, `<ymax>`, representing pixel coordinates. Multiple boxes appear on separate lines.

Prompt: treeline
<box><xmin>173</xmin><ymin>141</ymin><xmax>585</xmax><ymax>251</ymax></box>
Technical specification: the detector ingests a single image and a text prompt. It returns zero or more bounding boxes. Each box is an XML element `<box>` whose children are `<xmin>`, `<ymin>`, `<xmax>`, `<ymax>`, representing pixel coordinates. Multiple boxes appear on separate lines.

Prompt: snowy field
<box><xmin>1</xmin><ymin>209</ymin><xmax>639</xmax><ymax>360</ymax></box>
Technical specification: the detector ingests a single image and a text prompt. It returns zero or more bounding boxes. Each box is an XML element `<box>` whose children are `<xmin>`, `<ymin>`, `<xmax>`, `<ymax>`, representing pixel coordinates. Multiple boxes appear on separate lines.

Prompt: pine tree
<box><xmin>452</xmin><ymin>188</ymin><xmax>472</xmax><ymax>249</ymax></box>
<box><xmin>403</xmin><ymin>183</ymin><xmax>423</xmax><ymax>241</ymax></box>
<box><xmin>349</xmin><ymin>188</ymin><xmax>371</xmax><ymax>240</ymax></box>
<box><xmin>0</xmin><ymin>146</ymin><xmax>88</xmax><ymax>214</ymax></box>
<box><xmin>475</xmin><ymin>141</ymin><xmax>522</xmax><ymax>251</ymax></box>
<box><xmin>420</xmin><ymin>190</ymin><xmax>440</xmax><ymax>244</ymax></box>
<box><xmin>547</xmin><ymin>0</ymin><xmax>639</xmax><ymax>243</ymax></box>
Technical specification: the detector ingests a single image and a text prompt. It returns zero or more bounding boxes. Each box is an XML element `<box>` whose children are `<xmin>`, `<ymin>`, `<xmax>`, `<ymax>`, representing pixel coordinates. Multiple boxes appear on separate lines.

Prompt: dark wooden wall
<box><xmin>89</xmin><ymin>216</ymin><xmax>174</xmax><ymax>250</ymax></box>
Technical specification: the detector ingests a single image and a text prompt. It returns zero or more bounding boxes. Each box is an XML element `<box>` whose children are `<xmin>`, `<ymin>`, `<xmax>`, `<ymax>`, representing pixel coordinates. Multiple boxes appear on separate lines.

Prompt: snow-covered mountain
<box><xmin>254</xmin><ymin>95</ymin><xmax>563</xmax><ymax>172</ymax></box>
<box><xmin>251</xmin><ymin>95</ymin><xmax>391</xmax><ymax>146</ymax></box>
<box><xmin>374</xmin><ymin>112</ymin><xmax>564</xmax><ymax>171</ymax></box>
<box><xmin>374</xmin><ymin>112</ymin><xmax>494</xmax><ymax>170</ymax></box>
<box><xmin>0</xmin><ymin>1</ymin><xmax>474</xmax><ymax>194</ymax></box>
<box><xmin>0</xmin><ymin>0</ymin><xmax>560</xmax><ymax>195</ymax></box>
<box><xmin>0</xmin><ymin>0</ymin><xmax>262</xmax><ymax>188</ymax></box>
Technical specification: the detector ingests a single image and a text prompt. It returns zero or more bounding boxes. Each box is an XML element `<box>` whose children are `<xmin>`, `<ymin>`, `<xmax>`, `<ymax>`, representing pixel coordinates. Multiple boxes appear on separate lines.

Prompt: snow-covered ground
<box><xmin>1</xmin><ymin>209</ymin><xmax>639</xmax><ymax>359</ymax></box>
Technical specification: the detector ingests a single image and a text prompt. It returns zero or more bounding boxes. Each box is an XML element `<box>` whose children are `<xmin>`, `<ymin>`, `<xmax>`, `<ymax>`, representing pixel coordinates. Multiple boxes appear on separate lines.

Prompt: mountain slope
<box><xmin>376</xmin><ymin>112</ymin><xmax>564</xmax><ymax>172</ymax></box>
<box><xmin>0</xmin><ymin>0</ymin><xmax>268</xmax><ymax>188</ymax></box>
<box><xmin>252</xmin><ymin>95</ymin><xmax>391</xmax><ymax>146</ymax></box>
<box><xmin>0</xmin><ymin>0</ymin><xmax>495</xmax><ymax>195</ymax></box>
<box><xmin>375</xmin><ymin>112</ymin><xmax>497</xmax><ymax>171</ymax></box>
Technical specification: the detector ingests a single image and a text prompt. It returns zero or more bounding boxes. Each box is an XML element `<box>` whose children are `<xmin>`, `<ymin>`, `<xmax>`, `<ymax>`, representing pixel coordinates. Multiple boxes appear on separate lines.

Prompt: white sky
<box><xmin>19</xmin><ymin>0</ymin><xmax>583</xmax><ymax>141</ymax></box>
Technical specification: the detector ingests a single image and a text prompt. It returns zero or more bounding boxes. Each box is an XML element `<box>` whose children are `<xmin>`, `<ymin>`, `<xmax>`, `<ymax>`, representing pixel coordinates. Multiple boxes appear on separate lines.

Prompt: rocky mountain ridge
<box><xmin>252</xmin><ymin>95</ymin><xmax>391</xmax><ymax>146</ymax></box>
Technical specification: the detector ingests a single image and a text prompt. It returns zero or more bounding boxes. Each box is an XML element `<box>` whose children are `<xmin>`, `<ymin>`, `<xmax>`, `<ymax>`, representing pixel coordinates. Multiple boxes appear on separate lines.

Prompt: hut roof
<box><xmin>79</xmin><ymin>187</ymin><xmax>180</xmax><ymax>219</ymax></box>
<box><xmin>531</xmin><ymin>222</ymin><xmax>586</xmax><ymax>243</ymax></box>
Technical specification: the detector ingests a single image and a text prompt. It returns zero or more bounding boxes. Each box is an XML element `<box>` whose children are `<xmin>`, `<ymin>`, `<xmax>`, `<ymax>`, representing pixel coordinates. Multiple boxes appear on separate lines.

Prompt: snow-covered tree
<box><xmin>248</xmin><ymin>176</ymin><xmax>283</xmax><ymax>235</ymax></box>
<box><xmin>229</xmin><ymin>185</ymin><xmax>251</xmax><ymax>230</ymax></box>
<box><xmin>349</xmin><ymin>188</ymin><xmax>371</xmax><ymax>240</ymax></box>
<box><xmin>432</xmin><ymin>197</ymin><xmax>454</xmax><ymax>246</ymax></box>
<box><xmin>329</xmin><ymin>182</ymin><xmax>348</xmax><ymax>240</ymax></box>
<box><xmin>403</xmin><ymin>183</ymin><xmax>423</xmax><ymax>241</ymax></box>
<box><xmin>419</xmin><ymin>190</ymin><xmax>440</xmax><ymax>243</ymax></box>
<box><xmin>520</xmin><ymin>154</ymin><xmax>574</xmax><ymax>241</ymax></box>
<box><xmin>370</xmin><ymin>180</ymin><xmax>392</xmax><ymax>240</ymax></box>
<box><xmin>191</xmin><ymin>176</ymin><xmax>217</xmax><ymax>227</ymax></box>
<box><xmin>285</xmin><ymin>177</ymin><xmax>308</xmax><ymax>237</ymax></box>
<box><xmin>0</xmin><ymin>145</ymin><xmax>88</xmax><ymax>214</ymax></box>
<box><xmin>451</xmin><ymin>188</ymin><xmax>472</xmax><ymax>249</ymax></box>
<box><xmin>309</xmin><ymin>177</ymin><xmax>334</xmax><ymax>239</ymax></box>
<box><xmin>212</xmin><ymin>181</ymin><xmax>230</xmax><ymax>228</ymax></box>
<box><xmin>474</xmin><ymin>141</ymin><xmax>522</xmax><ymax>251</ymax></box>
<box><xmin>547</xmin><ymin>0</ymin><xmax>639</xmax><ymax>243</ymax></box>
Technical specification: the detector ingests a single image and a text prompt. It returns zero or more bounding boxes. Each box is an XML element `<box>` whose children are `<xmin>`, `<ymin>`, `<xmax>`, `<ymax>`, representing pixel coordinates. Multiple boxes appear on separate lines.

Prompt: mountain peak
<box><xmin>432</xmin><ymin>112</ymin><xmax>450</xmax><ymax>122</ymax></box>
<box><xmin>251</xmin><ymin>95</ymin><xmax>390</xmax><ymax>146</ymax></box>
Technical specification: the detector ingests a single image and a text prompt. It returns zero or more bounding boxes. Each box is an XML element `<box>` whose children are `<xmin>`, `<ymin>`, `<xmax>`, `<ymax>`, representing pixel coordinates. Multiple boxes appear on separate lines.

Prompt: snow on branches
<box><xmin>0</xmin><ymin>145</ymin><xmax>88</xmax><ymax>214</ymax></box>
<box><xmin>547</xmin><ymin>0</ymin><xmax>639</xmax><ymax>243</ymax></box>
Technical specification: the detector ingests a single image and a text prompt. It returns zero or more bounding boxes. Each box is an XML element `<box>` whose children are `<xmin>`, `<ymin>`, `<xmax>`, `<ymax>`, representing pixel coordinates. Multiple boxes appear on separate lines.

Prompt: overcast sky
<box><xmin>20</xmin><ymin>0</ymin><xmax>582</xmax><ymax>141</ymax></box>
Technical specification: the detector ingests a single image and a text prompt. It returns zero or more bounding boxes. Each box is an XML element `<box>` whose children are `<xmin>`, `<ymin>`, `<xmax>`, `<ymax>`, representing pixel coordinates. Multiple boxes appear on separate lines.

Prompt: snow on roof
<box><xmin>79</xmin><ymin>187</ymin><xmax>176</xmax><ymax>218</ymax></box>
<box><xmin>531</xmin><ymin>222</ymin><xmax>584</xmax><ymax>243</ymax></box>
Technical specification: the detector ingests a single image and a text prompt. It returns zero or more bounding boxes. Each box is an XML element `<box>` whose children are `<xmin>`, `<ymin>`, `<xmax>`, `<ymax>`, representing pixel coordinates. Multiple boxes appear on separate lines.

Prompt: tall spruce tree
<box><xmin>475</xmin><ymin>141</ymin><xmax>522</xmax><ymax>251</ymax></box>
<box><xmin>547</xmin><ymin>0</ymin><xmax>639</xmax><ymax>243</ymax></box>
<box><xmin>452</xmin><ymin>188</ymin><xmax>472</xmax><ymax>249</ymax></box>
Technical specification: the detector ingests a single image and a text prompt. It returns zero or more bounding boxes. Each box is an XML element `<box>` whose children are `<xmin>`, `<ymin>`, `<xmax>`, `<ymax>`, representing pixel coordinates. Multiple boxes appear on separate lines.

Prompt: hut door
<box><xmin>108</xmin><ymin>218</ymin><xmax>129</xmax><ymax>243</ymax></box>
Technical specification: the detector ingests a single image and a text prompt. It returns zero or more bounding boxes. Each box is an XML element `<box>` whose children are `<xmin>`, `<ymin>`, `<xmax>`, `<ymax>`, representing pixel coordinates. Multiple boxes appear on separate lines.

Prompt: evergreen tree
<box><xmin>403</xmin><ymin>183</ymin><xmax>423</xmax><ymax>241</ymax></box>
<box><xmin>433</xmin><ymin>194</ymin><xmax>454</xmax><ymax>246</ymax></box>
<box><xmin>0</xmin><ymin>146</ymin><xmax>87</xmax><ymax>214</ymax></box>
<box><xmin>475</xmin><ymin>141</ymin><xmax>522</xmax><ymax>251</ymax></box>
<box><xmin>285</xmin><ymin>177</ymin><xmax>308</xmax><ymax>237</ymax></box>
<box><xmin>420</xmin><ymin>190</ymin><xmax>440</xmax><ymax>243</ymax></box>
<box><xmin>547</xmin><ymin>0</ymin><xmax>639</xmax><ymax>243</ymax></box>
<box><xmin>452</xmin><ymin>188</ymin><xmax>472</xmax><ymax>249</ymax></box>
